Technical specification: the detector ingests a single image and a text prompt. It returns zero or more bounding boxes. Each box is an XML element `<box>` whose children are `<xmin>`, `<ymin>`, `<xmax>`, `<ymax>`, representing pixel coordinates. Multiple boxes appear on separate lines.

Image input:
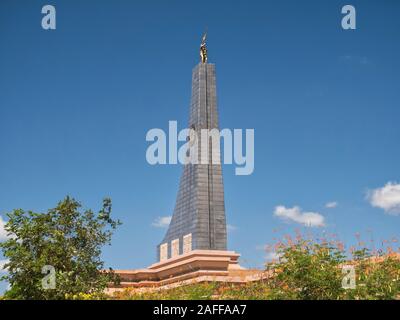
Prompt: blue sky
<box><xmin>1</xmin><ymin>0</ymin><xmax>400</xmax><ymax>292</ymax></box>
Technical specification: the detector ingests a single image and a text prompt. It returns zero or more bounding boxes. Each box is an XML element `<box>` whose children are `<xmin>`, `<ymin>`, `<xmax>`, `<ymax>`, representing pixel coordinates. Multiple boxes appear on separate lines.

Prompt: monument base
<box><xmin>107</xmin><ymin>250</ymin><xmax>265</xmax><ymax>294</ymax></box>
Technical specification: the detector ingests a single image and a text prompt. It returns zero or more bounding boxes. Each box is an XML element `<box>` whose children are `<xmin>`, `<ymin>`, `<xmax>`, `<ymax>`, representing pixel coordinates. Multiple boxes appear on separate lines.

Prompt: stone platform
<box><xmin>107</xmin><ymin>250</ymin><xmax>265</xmax><ymax>294</ymax></box>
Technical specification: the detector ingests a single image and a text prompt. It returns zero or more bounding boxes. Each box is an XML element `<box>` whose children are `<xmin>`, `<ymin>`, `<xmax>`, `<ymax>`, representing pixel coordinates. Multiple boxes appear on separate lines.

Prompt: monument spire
<box><xmin>157</xmin><ymin>36</ymin><xmax>227</xmax><ymax>261</ymax></box>
<box><xmin>108</xmin><ymin>36</ymin><xmax>245</xmax><ymax>292</ymax></box>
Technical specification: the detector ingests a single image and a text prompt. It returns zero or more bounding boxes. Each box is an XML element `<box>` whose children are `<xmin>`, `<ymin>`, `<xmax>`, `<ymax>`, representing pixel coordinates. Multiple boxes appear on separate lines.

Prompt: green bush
<box><xmin>112</xmin><ymin>236</ymin><xmax>400</xmax><ymax>300</ymax></box>
<box><xmin>0</xmin><ymin>197</ymin><xmax>121</xmax><ymax>300</ymax></box>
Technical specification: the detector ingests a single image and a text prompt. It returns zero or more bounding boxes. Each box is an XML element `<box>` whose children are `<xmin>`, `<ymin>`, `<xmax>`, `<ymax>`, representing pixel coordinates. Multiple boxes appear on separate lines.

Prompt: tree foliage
<box><xmin>265</xmin><ymin>237</ymin><xmax>400</xmax><ymax>300</ymax></box>
<box><xmin>266</xmin><ymin>240</ymin><xmax>347</xmax><ymax>299</ymax></box>
<box><xmin>0</xmin><ymin>196</ymin><xmax>121</xmax><ymax>300</ymax></box>
<box><xmin>112</xmin><ymin>237</ymin><xmax>400</xmax><ymax>300</ymax></box>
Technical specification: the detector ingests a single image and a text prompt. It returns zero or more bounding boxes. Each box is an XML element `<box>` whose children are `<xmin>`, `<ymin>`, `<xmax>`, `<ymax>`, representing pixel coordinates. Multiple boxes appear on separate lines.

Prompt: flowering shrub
<box><xmin>264</xmin><ymin>235</ymin><xmax>400</xmax><ymax>300</ymax></box>
<box><xmin>346</xmin><ymin>251</ymin><xmax>400</xmax><ymax>300</ymax></box>
<box><xmin>265</xmin><ymin>239</ymin><xmax>346</xmax><ymax>299</ymax></box>
<box><xmin>112</xmin><ymin>235</ymin><xmax>400</xmax><ymax>300</ymax></box>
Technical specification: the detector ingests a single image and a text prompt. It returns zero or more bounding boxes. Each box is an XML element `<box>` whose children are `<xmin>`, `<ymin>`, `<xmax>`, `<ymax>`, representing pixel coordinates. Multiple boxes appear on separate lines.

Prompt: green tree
<box><xmin>264</xmin><ymin>237</ymin><xmax>400</xmax><ymax>300</ymax></box>
<box><xmin>266</xmin><ymin>240</ymin><xmax>347</xmax><ymax>300</ymax></box>
<box><xmin>0</xmin><ymin>196</ymin><xmax>121</xmax><ymax>300</ymax></box>
<box><xmin>346</xmin><ymin>249</ymin><xmax>400</xmax><ymax>300</ymax></box>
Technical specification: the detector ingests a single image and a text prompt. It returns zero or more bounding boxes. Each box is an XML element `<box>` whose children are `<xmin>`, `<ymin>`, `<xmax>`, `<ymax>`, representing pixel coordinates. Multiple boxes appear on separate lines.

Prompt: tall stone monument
<box><xmin>107</xmin><ymin>36</ymin><xmax>256</xmax><ymax>293</ymax></box>
<box><xmin>157</xmin><ymin>33</ymin><xmax>227</xmax><ymax>261</ymax></box>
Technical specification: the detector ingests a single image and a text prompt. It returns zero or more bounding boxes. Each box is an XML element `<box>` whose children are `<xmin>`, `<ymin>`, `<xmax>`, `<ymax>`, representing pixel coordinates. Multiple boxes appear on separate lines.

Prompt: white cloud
<box><xmin>0</xmin><ymin>216</ymin><xmax>9</xmax><ymax>241</ymax></box>
<box><xmin>152</xmin><ymin>216</ymin><xmax>172</xmax><ymax>228</ymax></box>
<box><xmin>325</xmin><ymin>201</ymin><xmax>338</xmax><ymax>209</ymax></box>
<box><xmin>274</xmin><ymin>205</ymin><xmax>326</xmax><ymax>227</ymax></box>
<box><xmin>227</xmin><ymin>224</ymin><xmax>237</xmax><ymax>232</ymax></box>
<box><xmin>367</xmin><ymin>182</ymin><xmax>400</xmax><ymax>215</ymax></box>
<box><xmin>0</xmin><ymin>259</ymin><xmax>9</xmax><ymax>273</ymax></box>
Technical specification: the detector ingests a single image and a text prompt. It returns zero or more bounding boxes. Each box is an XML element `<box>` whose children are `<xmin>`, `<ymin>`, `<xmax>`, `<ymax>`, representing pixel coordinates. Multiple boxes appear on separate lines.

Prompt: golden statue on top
<box><xmin>200</xmin><ymin>32</ymin><xmax>208</xmax><ymax>64</ymax></box>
